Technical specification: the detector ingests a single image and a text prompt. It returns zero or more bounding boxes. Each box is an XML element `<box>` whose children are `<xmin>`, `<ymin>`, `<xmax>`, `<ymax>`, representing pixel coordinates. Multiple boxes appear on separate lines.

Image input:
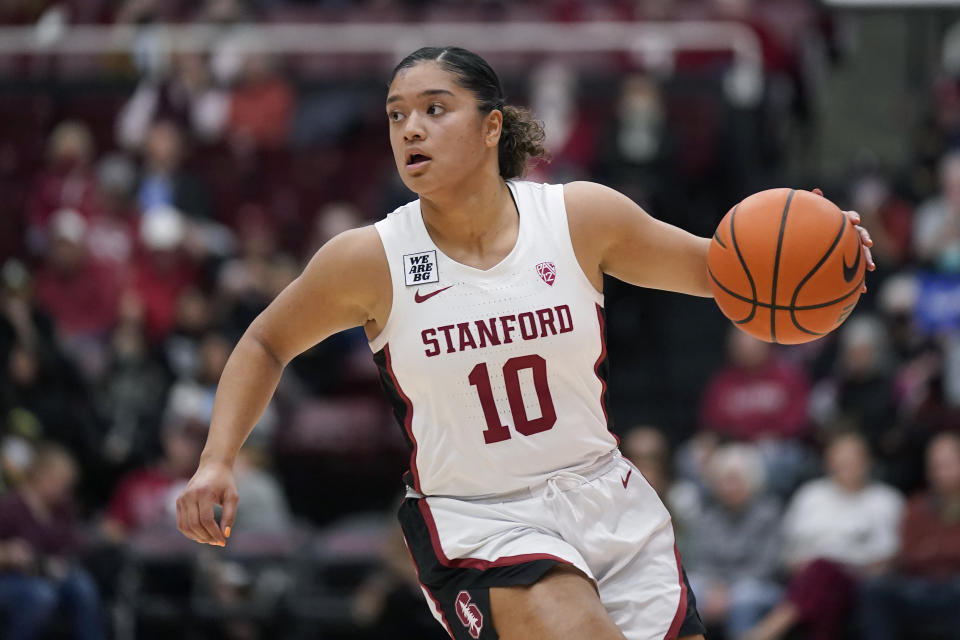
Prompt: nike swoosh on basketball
<box><xmin>414</xmin><ymin>285</ymin><xmax>454</xmax><ymax>303</ymax></box>
<box><xmin>621</xmin><ymin>469</ymin><xmax>632</xmax><ymax>489</ymax></box>
<box><xmin>842</xmin><ymin>246</ymin><xmax>861</xmax><ymax>283</ymax></box>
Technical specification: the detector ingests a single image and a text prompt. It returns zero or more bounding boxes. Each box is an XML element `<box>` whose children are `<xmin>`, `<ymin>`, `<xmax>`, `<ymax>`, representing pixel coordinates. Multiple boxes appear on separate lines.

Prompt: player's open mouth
<box><xmin>406</xmin><ymin>152</ymin><xmax>432</xmax><ymax>172</ymax></box>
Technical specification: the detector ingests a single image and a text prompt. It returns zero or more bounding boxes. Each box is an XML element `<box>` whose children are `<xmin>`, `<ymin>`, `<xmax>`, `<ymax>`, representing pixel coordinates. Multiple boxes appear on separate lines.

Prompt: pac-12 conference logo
<box><xmin>455</xmin><ymin>591</ymin><xmax>483</xmax><ymax>638</ymax></box>
<box><xmin>536</xmin><ymin>261</ymin><xmax>556</xmax><ymax>286</ymax></box>
<box><xmin>403</xmin><ymin>250</ymin><xmax>439</xmax><ymax>286</ymax></box>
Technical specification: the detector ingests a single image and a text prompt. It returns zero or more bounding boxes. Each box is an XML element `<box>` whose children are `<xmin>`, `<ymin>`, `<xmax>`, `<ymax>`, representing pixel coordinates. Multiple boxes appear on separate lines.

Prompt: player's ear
<box><xmin>483</xmin><ymin>109</ymin><xmax>502</xmax><ymax>149</ymax></box>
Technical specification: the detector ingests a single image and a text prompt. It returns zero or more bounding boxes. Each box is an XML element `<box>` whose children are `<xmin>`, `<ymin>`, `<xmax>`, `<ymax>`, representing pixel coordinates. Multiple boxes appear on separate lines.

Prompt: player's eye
<box><xmin>426</xmin><ymin>103</ymin><xmax>445</xmax><ymax>116</ymax></box>
<box><xmin>388</xmin><ymin>110</ymin><xmax>405</xmax><ymax>122</ymax></box>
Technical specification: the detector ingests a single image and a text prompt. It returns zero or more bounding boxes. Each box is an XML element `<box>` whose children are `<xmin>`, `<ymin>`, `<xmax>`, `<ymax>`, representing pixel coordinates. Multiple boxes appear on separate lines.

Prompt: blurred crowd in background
<box><xmin>1</xmin><ymin>0</ymin><xmax>959</xmax><ymax>639</ymax></box>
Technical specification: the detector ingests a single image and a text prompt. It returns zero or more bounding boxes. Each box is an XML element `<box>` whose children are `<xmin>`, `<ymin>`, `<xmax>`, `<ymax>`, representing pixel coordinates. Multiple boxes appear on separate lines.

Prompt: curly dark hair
<box><xmin>392</xmin><ymin>46</ymin><xmax>549</xmax><ymax>179</ymax></box>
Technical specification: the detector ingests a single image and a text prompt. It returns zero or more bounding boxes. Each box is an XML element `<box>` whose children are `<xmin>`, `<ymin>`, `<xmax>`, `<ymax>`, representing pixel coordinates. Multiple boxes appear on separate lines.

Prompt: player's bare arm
<box><xmin>176</xmin><ymin>227</ymin><xmax>390</xmax><ymax>546</ymax></box>
<box><xmin>564</xmin><ymin>180</ymin><xmax>713</xmax><ymax>297</ymax></box>
<box><xmin>565</xmin><ymin>181</ymin><xmax>875</xmax><ymax>298</ymax></box>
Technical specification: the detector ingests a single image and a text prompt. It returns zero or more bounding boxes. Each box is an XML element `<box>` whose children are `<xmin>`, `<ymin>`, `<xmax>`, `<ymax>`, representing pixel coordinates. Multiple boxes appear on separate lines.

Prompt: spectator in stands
<box><xmin>129</xmin><ymin>205</ymin><xmax>199</xmax><ymax>341</ymax></box>
<box><xmin>596</xmin><ymin>73</ymin><xmax>671</xmax><ymax>209</ymax></box>
<box><xmin>687</xmin><ymin>443</ymin><xmax>782</xmax><ymax>639</ymax></box>
<box><xmin>117</xmin><ymin>51</ymin><xmax>228</xmax><ymax>150</ymax></box>
<box><xmin>694</xmin><ymin>327</ymin><xmax>814</xmax><ymax>495</ymax></box>
<box><xmin>25</xmin><ymin>121</ymin><xmax>98</xmax><ymax>255</ymax></box>
<box><xmin>857</xmin><ymin>432</ymin><xmax>960</xmax><ymax>639</ymax></box>
<box><xmin>910</xmin><ymin>75</ymin><xmax>960</xmax><ymax>201</ymax></box>
<box><xmin>162</xmin><ymin>286</ymin><xmax>214</xmax><ymax>382</ymax></box>
<box><xmin>225</xmin><ymin>52</ymin><xmax>295</xmax><ymax>150</ymax></box>
<box><xmin>0</xmin><ymin>428</ymin><xmax>33</xmax><ymax>494</ymax></box>
<box><xmin>196</xmin><ymin>0</ymin><xmax>255</xmax><ymax>87</ymax></box>
<box><xmin>848</xmin><ymin>168</ymin><xmax>914</xmax><ymax>269</ymax></box>
<box><xmin>231</xmin><ymin>446</ymin><xmax>292</xmax><ymax>533</ymax></box>
<box><xmin>913</xmin><ymin>150</ymin><xmax>960</xmax><ymax>271</ymax></box>
<box><xmin>527</xmin><ymin>61</ymin><xmax>595</xmax><ymax>181</ymax></box>
<box><xmin>811</xmin><ymin>316</ymin><xmax>897</xmax><ymax>464</ymax></box>
<box><xmin>217</xmin><ymin>205</ymin><xmax>284</xmax><ymax>336</ymax></box>
<box><xmin>0</xmin><ymin>258</ymin><xmax>99</xmax><ymax>463</ymax></box>
<box><xmin>86</xmin><ymin>153</ymin><xmax>140</xmax><ymax>278</ymax></box>
<box><xmin>97</xmin><ymin>315</ymin><xmax>170</xmax><ymax>468</ymax></box>
<box><xmin>745</xmin><ymin>432</ymin><xmax>904</xmax><ymax>640</ymax></box>
<box><xmin>102</xmin><ymin>392</ymin><xmax>207</xmax><ymax>539</ymax></box>
<box><xmin>137</xmin><ymin>119</ymin><xmax>213</xmax><ymax>221</ymax></box>
<box><xmin>877</xmin><ymin>274</ymin><xmax>925</xmax><ymax>364</ymax></box>
<box><xmin>0</xmin><ymin>443</ymin><xmax>105</xmax><ymax>640</ymax></box>
<box><xmin>33</xmin><ymin>209</ymin><xmax>121</xmax><ymax>364</ymax></box>
<box><xmin>0</xmin><ymin>259</ymin><xmax>60</xmax><ymax>382</ymax></box>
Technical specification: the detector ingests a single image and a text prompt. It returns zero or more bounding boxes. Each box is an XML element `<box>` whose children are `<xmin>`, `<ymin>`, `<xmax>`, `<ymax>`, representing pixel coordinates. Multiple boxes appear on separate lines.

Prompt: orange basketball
<box><xmin>707</xmin><ymin>188</ymin><xmax>866</xmax><ymax>344</ymax></box>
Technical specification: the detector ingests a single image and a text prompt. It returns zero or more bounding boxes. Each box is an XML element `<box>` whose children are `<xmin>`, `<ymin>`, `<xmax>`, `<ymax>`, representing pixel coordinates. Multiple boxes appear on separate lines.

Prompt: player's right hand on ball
<box><xmin>176</xmin><ymin>460</ymin><xmax>238</xmax><ymax>547</ymax></box>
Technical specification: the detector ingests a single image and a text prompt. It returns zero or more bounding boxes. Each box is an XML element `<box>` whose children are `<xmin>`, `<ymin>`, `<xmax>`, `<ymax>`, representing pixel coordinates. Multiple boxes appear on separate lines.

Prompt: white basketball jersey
<box><xmin>370</xmin><ymin>180</ymin><xmax>618</xmax><ymax>498</ymax></box>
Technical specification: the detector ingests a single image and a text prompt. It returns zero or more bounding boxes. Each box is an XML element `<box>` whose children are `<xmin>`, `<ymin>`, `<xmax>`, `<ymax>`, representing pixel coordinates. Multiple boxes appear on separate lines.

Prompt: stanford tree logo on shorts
<box><xmin>536</xmin><ymin>261</ymin><xmax>556</xmax><ymax>286</ymax></box>
<box><xmin>455</xmin><ymin>590</ymin><xmax>483</xmax><ymax>638</ymax></box>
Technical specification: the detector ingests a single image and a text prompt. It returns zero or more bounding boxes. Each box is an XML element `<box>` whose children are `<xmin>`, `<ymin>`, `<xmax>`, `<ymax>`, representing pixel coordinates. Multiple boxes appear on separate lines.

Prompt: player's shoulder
<box><xmin>562</xmin><ymin>180</ymin><xmax>629</xmax><ymax>210</ymax></box>
<box><xmin>560</xmin><ymin>181</ymin><xmax>640</xmax><ymax>247</ymax></box>
<box><xmin>298</xmin><ymin>223</ymin><xmax>391</xmax><ymax>322</ymax></box>
<box><xmin>561</xmin><ymin>181</ymin><xmax>642</xmax><ymax>230</ymax></box>
<box><xmin>302</xmin><ymin>223</ymin><xmax>389</xmax><ymax>291</ymax></box>
<box><xmin>319</xmin><ymin>223</ymin><xmax>384</xmax><ymax>259</ymax></box>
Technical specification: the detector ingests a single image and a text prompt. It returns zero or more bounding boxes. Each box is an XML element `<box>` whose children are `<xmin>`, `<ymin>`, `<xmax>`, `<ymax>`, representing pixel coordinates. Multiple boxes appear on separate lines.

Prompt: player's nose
<box><xmin>403</xmin><ymin>112</ymin><xmax>426</xmax><ymax>142</ymax></box>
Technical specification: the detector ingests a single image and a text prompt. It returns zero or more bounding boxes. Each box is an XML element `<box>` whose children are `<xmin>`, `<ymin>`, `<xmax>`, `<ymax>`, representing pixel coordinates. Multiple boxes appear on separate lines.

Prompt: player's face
<box><xmin>386</xmin><ymin>62</ymin><xmax>498</xmax><ymax>195</ymax></box>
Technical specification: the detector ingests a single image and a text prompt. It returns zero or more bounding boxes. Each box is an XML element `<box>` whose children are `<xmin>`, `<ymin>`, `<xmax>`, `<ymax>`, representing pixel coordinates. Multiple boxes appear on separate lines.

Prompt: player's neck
<box><xmin>419</xmin><ymin>170</ymin><xmax>517</xmax><ymax>264</ymax></box>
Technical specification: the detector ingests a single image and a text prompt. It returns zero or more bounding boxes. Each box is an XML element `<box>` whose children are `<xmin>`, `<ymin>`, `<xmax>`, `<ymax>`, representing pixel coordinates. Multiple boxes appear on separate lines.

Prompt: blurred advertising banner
<box><xmin>915</xmin><ymin>272</ymin><xmax>960</xmax><ymax>334</ymax></box>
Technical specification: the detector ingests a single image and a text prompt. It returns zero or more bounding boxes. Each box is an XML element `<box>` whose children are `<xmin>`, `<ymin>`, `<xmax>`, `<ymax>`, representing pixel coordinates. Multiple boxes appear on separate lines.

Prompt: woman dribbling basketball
<box><xmin>175</xmin><ymin>47</ymin><xmax>875</xmax><ymax>639</ymax></box>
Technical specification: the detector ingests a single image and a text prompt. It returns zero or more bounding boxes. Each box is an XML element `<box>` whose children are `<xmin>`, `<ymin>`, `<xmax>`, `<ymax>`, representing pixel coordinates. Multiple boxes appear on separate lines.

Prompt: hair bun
<box><xmin>498</xmin><ymin>105</ymin><xmax>549</xmax><ymax>179</ymax></box>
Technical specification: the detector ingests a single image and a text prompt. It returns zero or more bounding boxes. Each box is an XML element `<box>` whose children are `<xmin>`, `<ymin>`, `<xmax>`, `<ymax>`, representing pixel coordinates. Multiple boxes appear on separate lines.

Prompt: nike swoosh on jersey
<box><xmin>414</xmin><ymin>285</ymin><xmax>454</xmax><ymax>303</ymax></box>
<box><xmin>842</xmin><ymin>245</ymin><xmax>862</xmax><ymax>283</ymax></box>
<box><xmin>621</xmin><ymin>469</ymin><xmax>632</xmax><ymax>489</ymax></box>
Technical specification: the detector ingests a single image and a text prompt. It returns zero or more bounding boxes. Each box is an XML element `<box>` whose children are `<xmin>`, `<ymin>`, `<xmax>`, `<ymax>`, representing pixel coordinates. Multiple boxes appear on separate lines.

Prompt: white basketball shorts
<box><xmin>398</xmin><ymin>449</ymin><xmax>705</xmax><ymax>640</ymax></box>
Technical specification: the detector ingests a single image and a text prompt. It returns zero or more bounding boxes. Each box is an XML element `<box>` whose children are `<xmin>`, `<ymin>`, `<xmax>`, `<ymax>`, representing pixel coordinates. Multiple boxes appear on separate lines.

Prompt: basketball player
<box><xmin>176</xmin><ymin>47</ymin><xmax>874</xmax><ymax>639</ymax></box>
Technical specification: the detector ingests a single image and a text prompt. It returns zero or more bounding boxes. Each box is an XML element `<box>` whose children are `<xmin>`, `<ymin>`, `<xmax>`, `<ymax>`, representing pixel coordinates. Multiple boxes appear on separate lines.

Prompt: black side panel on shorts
<box><xmin>678</xmin><ymin>566</ymin><xmax>707</xmax><ymax>638</ymax></box>
<box><xmin>399</xmin><ymin>497</ymin><xmax>565</xmax><ymax>640</ymax></box>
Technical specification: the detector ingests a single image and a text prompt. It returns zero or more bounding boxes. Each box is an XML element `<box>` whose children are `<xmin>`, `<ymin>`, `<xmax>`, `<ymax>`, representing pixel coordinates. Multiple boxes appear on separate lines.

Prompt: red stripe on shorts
<box><xmin>418</xmin><ymin>499</ymin><xmax>572</xmax><ymax>570</ymax></box>
<box><xmin>664</xmin><ymin>543</ymin><xmax>689</xmax><ymax>640</ymax></box>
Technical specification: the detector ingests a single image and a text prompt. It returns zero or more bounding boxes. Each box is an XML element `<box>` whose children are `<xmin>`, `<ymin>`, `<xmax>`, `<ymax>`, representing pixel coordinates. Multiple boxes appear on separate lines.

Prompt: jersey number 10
<box><xmin>468</xmin><ymin>355</ymin><xmax>557</xmax><ymax>444</ymax></box>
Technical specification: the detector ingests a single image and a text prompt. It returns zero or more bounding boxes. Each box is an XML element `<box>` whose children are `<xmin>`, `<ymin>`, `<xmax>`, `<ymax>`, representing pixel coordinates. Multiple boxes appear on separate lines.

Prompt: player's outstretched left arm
<box><xmin>564</xmin><ymin>182</ymin><xmax>875</xmax><ymax>297</ymax></box>
<box><xmin>564</xmin><ymin>181</ymin><xmax>713</xmax><ymax>297</ymax></box>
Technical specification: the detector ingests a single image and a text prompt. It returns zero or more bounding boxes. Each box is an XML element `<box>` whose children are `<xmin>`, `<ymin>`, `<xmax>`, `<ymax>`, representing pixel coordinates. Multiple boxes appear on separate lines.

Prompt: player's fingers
<box><xmin>175</xmin><ymin>495</ymin><xmax>199</xmax><ymax>544</ymax></box>
<box><xmin>812</xmin><ymin>188</ymin><xmax>824</xmax><ymax>197</ymax></box>
<box><xmin>183</xmin><ymin>496</ymin><xmax>206</xmax><ymax>543</ymax></box>
<box><xmin>854</xmin><ymin>225</ymin><xmax>877</xmax><ymax>270</ymax></box>
<box><xmin>197</xmin><ymin>495</ymin><xmax>225</xmax><ymax>546</ymax></box>
<box><xmin>220</xmin><ymin>490</ymin><xmax>239</xmax><ymax>539</ymax></box>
